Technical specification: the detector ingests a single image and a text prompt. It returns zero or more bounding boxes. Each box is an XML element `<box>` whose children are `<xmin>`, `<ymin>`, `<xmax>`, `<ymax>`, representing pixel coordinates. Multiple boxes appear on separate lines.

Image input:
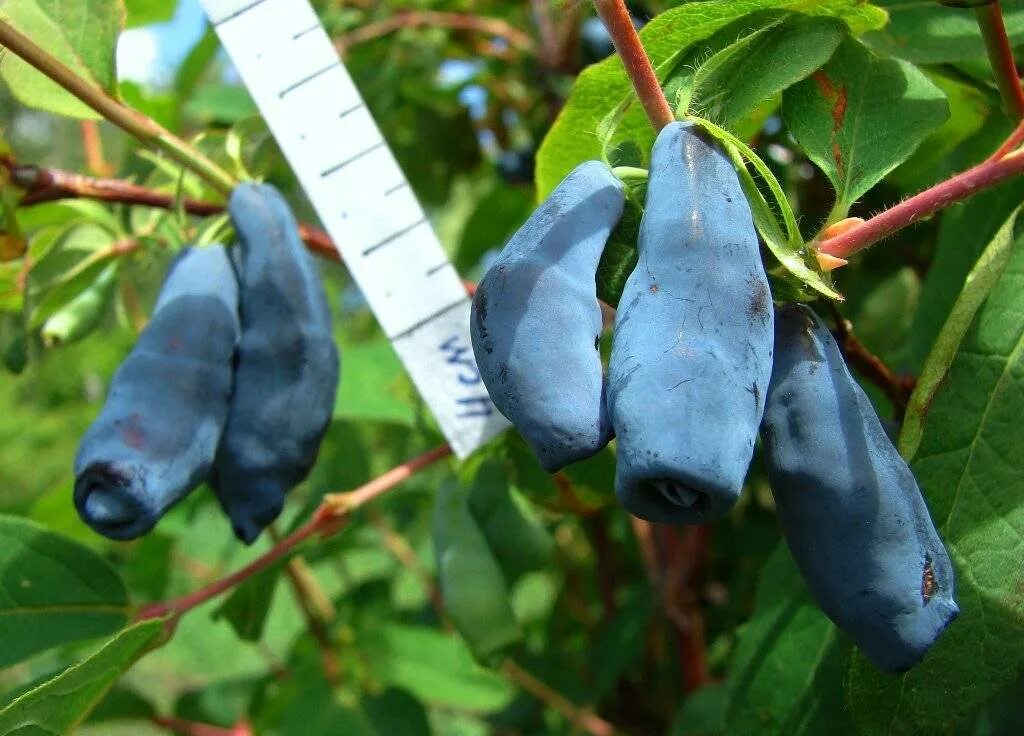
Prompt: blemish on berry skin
<box><xmin>922</xmin><ymin>557</ymin><xmax>936</xmax><ymax>604</ymax></box>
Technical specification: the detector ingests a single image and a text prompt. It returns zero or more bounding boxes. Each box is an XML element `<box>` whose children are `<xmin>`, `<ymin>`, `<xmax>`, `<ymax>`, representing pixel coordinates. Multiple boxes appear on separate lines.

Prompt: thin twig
<box><xmin>137</xmin><ymin>446</ymin><xmax>453</xmax><ymax>625</ymax></box>
<box><xmin>976</xmin><ymin>2</ymin><xmax>1024</xmax><ymax>119</ymax></box>
<box><xmin>501</xmin><ymin>660</ymin><xmax>623</xmax><ymax>736</ymax></box>
<box><xmin>0</xmin><ymin>21</ymin><xmax>235</xmax><ymax>194</ymax></box>
<box><xmin>587</xmin><ymin>514</ymin><xmax>617</xmax><ymax>620</ymax></box>
<box><xmin>816</xmin><ymin>149</ymin><xmax>1024</xmax><ymax>259</ymax></box>
<box><xmin>988</xmin><ymin>117</ymin><xmax>1024</xmax><ymax>161</ymax></box>
<box><xmin>629</xmin><ymin>518</ymin><xmax>658</xmax><ymax>585</ymax></box>
<box><xmin>592</xmin><ymin>0</ymin><xmax>673</xmax><ymax>130</ymax></box>
<box><xmin>323</xmin><ymin>445</ymin><xmax>453</xmax><ymax>514</ymax></box>
<box><xmin>657</xmin><ymin>526</ymin><xmax>710</xmax><ymax>694</ymax></box>
<box><xmin>338</xmin><ymin>11</ymin><xmax>534</xmax><ymax>54</ymax></box>
<box><xmin>4</xmin><ymin>160</ymin><xmax>340</xmax><ymax>261</ymax></box>
<box><xmin>532</xmin><ymin>0</ymin><xmax>561</xmax><ymax>69</ymax></box>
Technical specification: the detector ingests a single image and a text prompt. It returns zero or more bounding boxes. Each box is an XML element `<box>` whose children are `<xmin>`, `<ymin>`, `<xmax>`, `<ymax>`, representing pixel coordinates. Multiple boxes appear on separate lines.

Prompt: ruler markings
<box><xmin>202</xmin><ymin>0</ymin><xmax>510</xmax><ymax>456</ymax></box>
<box><xmin>362</xmin><ymin>217</ymin><xmax>430</xmax><ymax>257</ymax></box>
<box><xmin>338</xmin><ymin>102</ymin><xmax>364</xmax><ymax>119</ymax></box>
<box><xmin>278</xmin><ymin>61</ymin><xmax>341</xmax><ymax>98</ymax></box>
<box><xmin>292</xmin><ymin>23</ymin><xmax>320</xmax><ymax>40</ymax></box>
<box><xmin>211</xmin><ymin>0</ymin><xmax>268</xmax><ymax>26</ymax></box>
<box><xmin>320</xmin><ymin>141</ymin><xmax>387</xmax><ymax>178</ymax></box>
<box><xmin>392</xmin><ymin>299</ymin><xmax>467</xmax><ymax>342</ymax></box>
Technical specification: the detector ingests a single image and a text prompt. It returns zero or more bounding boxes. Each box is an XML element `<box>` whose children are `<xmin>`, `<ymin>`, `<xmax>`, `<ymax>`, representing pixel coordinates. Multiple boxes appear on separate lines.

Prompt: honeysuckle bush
<box><xmin>0</xmin><ymin>1</ymin><xmax>1023</xmax><ymax>734</ymax></box>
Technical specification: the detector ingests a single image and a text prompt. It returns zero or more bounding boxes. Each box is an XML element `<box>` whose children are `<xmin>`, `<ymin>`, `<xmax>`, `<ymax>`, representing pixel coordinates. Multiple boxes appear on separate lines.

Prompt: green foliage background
<box><xmin>0</xmin><ymin>1</ymin><xmax>1023</xmax><ymax>734</ymax></box>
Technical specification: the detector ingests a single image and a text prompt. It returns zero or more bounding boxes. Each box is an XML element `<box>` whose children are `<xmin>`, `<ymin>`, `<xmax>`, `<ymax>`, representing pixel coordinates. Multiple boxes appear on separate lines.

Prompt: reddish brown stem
<box><xmin>988</xmin><ymin>117</ymin><xmax>1024</xmax><ymax>161</ymax></box>
<box><xmin>338</xmin><ymin>11</ymin><xmax>533</xmax><ymax>54</ymax></box>
<box><xmin>657</xmin><ymin>526</ymin><xmax>710</xmax><ymax>694</ymax></box>
<box><xmin>323</xmin><ymin>445</ymin><xmax>453</xmax><ymax>513</ymax></box>
<box><xmin>137</xmin><ymin>445</ymin><xmax>452</xmax><ymax>623</ymax></box>
<box><xmin>817</xmin><ymin>150</ymin><xmax>1024</xmax><ymax>258</ymax></box>
<box><xmin>5</xmin><ymin>161</ymin><xmax>340</xmax><ymax>261</ymax></box>
<box><xmin>587</xmin><ymin>514</ymin><xmax>618</xmax><ymax>620</ymax></box>
<box><xmin>592</xmin><ymin>0</ymin><xmax>673</xmax><ymax>130</ymax></box>
<box><xmin>976</xmin><ymin>2</ymin><xmax>1024</xmax><ymax>120</ymax></box>
<box><xmin>137</xmin><ymin>517</ymin><xmax>323</xmax><ymax>622</ymax></box>
<box><xmin>532</xmin><ymin>0</ymin><xmax>561</xmax><ymax>69</ymax></box>
<box><xmin>629</xmin><ymin>517</ymin><xmax>658</xmax><ymax>585</ymax></box>
<box><xmin>501</xmin><ymin>660</ymin><xmax>622</xmax><ymax>736</ymax></box>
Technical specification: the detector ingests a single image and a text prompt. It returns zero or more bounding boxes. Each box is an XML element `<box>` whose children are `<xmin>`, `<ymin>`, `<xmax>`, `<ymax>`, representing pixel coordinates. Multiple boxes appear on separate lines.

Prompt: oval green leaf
<box><xmin>0</xmin><ymin>515</ymin><xmax>130</xmax><ymax>667</ymax></box>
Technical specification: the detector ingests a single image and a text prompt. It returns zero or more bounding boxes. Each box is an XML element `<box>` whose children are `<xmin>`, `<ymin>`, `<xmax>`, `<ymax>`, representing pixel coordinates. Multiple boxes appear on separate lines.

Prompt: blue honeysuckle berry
<box><xmin>75</xmin><ymin>245</ymin><xmax>240</xmax><ymax>540</ymax></box>
<box><xmin>608</xmin><ymin>121</ymin><xmax>774</xmax><ymax>525</ymax></box>
<box><xmin>471</xmin><ymin>160</ymin><xmax>624</xmax><ymax>472</ymax></box>
<box><xmin>762</xmin><ymin>303</ymin><xmax>958</xmax><ymax>673</ymax></box>
<box><xmin>211</xmin><ymin>183</ymin><xmax>340</xmax><ymax>544</ymax></box>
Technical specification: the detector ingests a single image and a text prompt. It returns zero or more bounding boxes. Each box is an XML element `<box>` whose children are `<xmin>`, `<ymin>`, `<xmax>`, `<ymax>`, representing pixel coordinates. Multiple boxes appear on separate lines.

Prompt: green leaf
<box><xmin>432</xmin><ymin>477</ymin><xmax>521</xmax><ymax>663</ymax></box>
<box><xmin>184</xmin><ymin>84</ymin><xmax>258</xmax><ymax>126</ymax></box>
<box><xmin>0</xmin><ymin>263</ymin><xmax>23</xmax><ymax>315</ymax></box>
<box><xmin>901</xmin><ymin>207</ymin><xmax>1020</xmax><ymax>459</ymax></box>
<box><xmin>725</xmin><ymin>545</ymin><xmax>855</xmax><ymax>736</ymax></box>
<box><xmin>27</xmin><ymin>221</ymin><xmax>122</xmax><ymax>331</ymax></box>
<box><xmin>0</xmin><ymin>515</ymin><xmax>130</xmax><ymax>668</ymax></box>
<box><xmin>585</xmin><ymin>588</ymin><xmax>650</xmax><ymax>702</ymax></box>
<box><xmin>212</xmin><ymin>563</ymin><xmax>281</xmax><ymax>643</ymax></box>
<box><xmin>174</xmin><ymin>24</ymin><xmax>219</xmax><ymax>99</ymax></box>
<box><xmin>333</xmin><ymin>336</ymin><xmax>416</xmax><ymax>426</ymax></box>
<box><xmin>536</xmin><ymin>0</ymin><xmax>887</xmax><ymax>198</ymax></box>
<box><xmin>0</xmin><ymin>313</ymin><xmax>27</xmax><ymax>375</ymax></box>
<box><xmin>124</xmin><ymin>0</ymin><xmax>176</xmax><ymax>28</ymax></box>
<box><xmin>0</xmin><ymin>620</ymin><xmax>165</xmax><ymax>734</ymax></box>
<box><xmin>682</xmin><ymin>13</ymin><xmax>848</xmax><ymax>127</ymax></box>
<box><xmin>902</xmin><ymin>176</ymin><xmax>1024</xmax><ymax>371</ymax></box>
<box><xmin>887</xmin><ymin>75</ymin><xmax>990</xmax><ymax>194</ymax></box>
<box><xmin>0</xmin><ymin>0</ymin><xmax>124</xmax><ymax>119</ymax></box>
<box><xmin>782</xmin><ymin>37</ymin><xmax>949</xmax><ymax>216</ymax></box>
<box><xmin>852</xmin><ymin>266</ymin><xmax>921</xmax><ymax>358</ymax></box>
<box><xmin>845</xmin><ymin>230</ymin><xmax>1024</xmax><ymax>733</ymax></box>
<box><xmin>454</xmin><ymin>182</ymin><xmax>534</xmax><ymax>273</ymax></box>
<box><xmin>467</xmin><ymin>459</ymin><xmax>553</xmax><ymax>584</ymax></box>
<box><xmin>361</xmin><ymin>624</ymin><xmax>515</xmax><ymax>712</ymax></box>
<box><xmin>694</xmin><ymin>460</ymin><xmax>939</xmax><ymax>733</ymax></box>
<box><xmin>670</xmin><ymin>683</ymin><xmax>727</xmax><ymax>736</ymax></box>
<box><xmin>40</xmin><ymin>262</ymin><xmax>119</xmax><ymax>346</ymax></box>
<box><xmin>86</xmin><ymin>686</ymin><xmax>157</xmax><ymax>724</ymax></box>
<box><xmin>864</xmin><ymin>0</ymin><xmax>1024</xmax><ymax>63</ymax></box>
<box><xmin>362</xmin><ymin>689</ymin><xmax>430</xmax><ymax>736</ymax></box>
<box><xmin>596</xmin><ymin>178</ymin><xmax>643</xmax><ymax>307</ymax></box>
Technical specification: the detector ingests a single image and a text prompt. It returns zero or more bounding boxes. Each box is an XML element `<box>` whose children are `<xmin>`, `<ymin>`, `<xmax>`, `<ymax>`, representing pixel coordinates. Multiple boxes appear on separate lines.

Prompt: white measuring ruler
<box><xmin>200</xmin><ymin>0</ymin><xmax>510</xmax><ymax>457</ymax></box>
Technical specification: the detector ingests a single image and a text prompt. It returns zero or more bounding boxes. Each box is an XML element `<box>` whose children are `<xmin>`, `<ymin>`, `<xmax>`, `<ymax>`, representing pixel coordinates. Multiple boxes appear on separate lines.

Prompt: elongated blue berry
<box><xmin>608</xmin><ymin>121</ymin><xmax>774</xmax><ymax>524</ymax></box>
<box><xmin>212</xmin><ymin>183</ymin><xmax>340</xmax><ymax>543</ymax></box>
<box><xmin>762</xmin><ymin>304</ymin><xmax>958</xmax><ymax>673</ymax></box>
<box><xmin>74</xmin><ymin>246</ymin><xmax>240</xmax><ymax>540</ymax></box>
<box><xmin>471</xmin><ymin>161</ymin><xmax>624</xmax><ymax>471</ymax></box>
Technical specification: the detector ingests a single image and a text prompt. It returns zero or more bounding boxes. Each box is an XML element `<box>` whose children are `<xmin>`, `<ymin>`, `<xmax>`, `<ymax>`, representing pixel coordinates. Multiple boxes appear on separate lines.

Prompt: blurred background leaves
<box><xmin>0</xmin><ymin>1</ymin><xmax>1023</xmax><ymax>734</ymax></box>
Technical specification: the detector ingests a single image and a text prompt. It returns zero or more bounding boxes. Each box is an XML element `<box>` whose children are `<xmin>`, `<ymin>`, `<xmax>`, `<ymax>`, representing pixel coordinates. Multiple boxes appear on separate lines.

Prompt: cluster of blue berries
<box><xmin>470</xmin><ymin>121</ymin><xmax>958</xmax><ymax>672</ymax></box>
<box><xmin>74</xmin><ymin>183</ymin><xmax>339</xmax><ymax>545</ymax></box>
